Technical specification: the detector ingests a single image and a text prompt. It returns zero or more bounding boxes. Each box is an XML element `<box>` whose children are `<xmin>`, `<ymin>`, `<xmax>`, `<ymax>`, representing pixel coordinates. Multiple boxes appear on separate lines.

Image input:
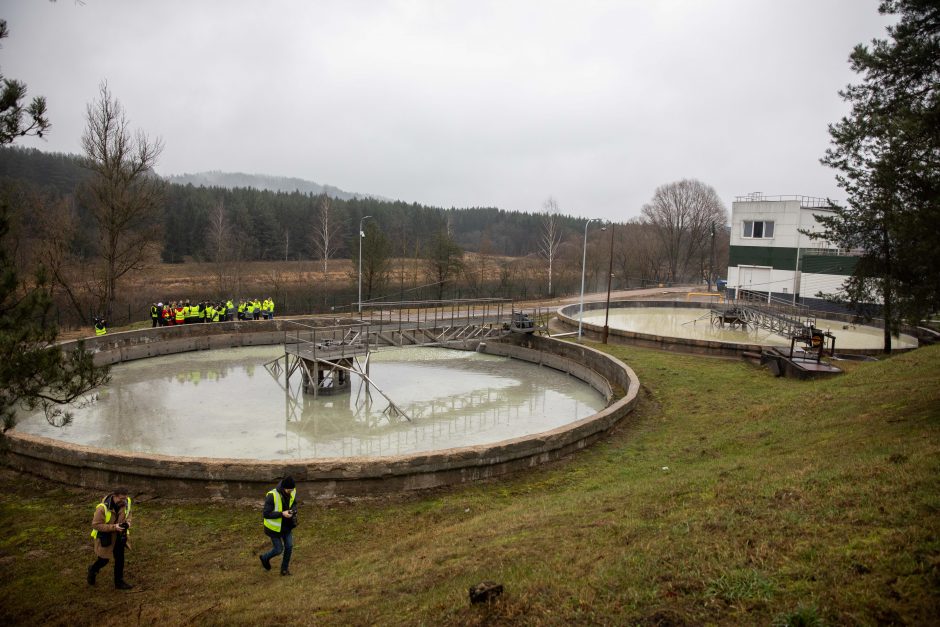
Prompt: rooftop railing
<box><xmin>733</xmin><ymin>193</ymin><xmax>836</xmax><ymax>208</ymax></box>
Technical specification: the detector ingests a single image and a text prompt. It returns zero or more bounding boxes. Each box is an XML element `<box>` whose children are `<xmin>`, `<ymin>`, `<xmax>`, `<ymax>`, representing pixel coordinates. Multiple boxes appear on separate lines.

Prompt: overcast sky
<box><xmin>3</xmin><ymin>1</ymin><xmax>894</xmax><ymax>221</ymax></box>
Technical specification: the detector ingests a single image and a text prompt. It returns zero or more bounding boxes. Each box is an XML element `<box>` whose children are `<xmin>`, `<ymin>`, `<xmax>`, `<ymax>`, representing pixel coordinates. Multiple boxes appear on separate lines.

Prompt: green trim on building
<box><xmin>729</xmin><ymin>245</ymin><xmax>859</xmax><ymax>276</ymax></box>
<box><xmin>728</xmin><ymin>245</ymin><xmax>799</xmax><ymax>271</ymax></box>
<box><xmin>801</xmin><ymin>254</ymin><xmax>858</xmax><ymax>275</ymax></box>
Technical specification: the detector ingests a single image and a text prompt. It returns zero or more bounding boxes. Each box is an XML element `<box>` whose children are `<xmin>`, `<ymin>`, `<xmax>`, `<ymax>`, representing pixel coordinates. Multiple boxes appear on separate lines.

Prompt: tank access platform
<box><xmin>716</xmin><ymin>290</ymin><xmax>843</xmax><ymax>379</ymax></box>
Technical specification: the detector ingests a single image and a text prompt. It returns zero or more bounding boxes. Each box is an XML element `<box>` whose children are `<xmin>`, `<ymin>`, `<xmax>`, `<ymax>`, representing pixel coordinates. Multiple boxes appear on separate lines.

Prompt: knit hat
<box><xmin>280</xmin><ymin>476</ymin><xmax>295</xmax><ymax>490</ymax></box>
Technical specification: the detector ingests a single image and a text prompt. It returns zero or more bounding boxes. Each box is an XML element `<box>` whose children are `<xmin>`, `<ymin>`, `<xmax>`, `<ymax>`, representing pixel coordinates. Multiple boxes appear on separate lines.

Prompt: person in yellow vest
<box><xmin>87</xmin><ymin>487</ymin><xmax>134</xmax><ymax>589</ymax></box>
<box><xmin>149</xmin><ymin>303</ymin><xmax>159</xmax><ymax>327</ymax></box>
<box><xmin>94</xmin><ymin>317</ymin><xmax>107</xmax><ymax>336</ymax></box>
<box><xmin>226</xmin><ymin>299</ymin><xmax>235</xmax><ymax>321</ymax></box>
<box><xmin>174</xmin><ymin>302</ymin><xmax>185</xmax><ymax>325</ymax></box>
<box><xmin>268</xmin><ymin>297</ymin><xmax>275</xmax><ymax>319</ymax></box>
<box><xmin>237</xmin><ymin>300</ymin><xmax>246</xmax><ymax>320</ymax></box>
<box><xmin>253</xmin><ymin>298</ymin><xmax>262</xmax><ymax>320</ymax></box>
<box><xmin>259</xmin><ymin>475</ymin><xmax>298</xmax><ymax>576</ymax></box>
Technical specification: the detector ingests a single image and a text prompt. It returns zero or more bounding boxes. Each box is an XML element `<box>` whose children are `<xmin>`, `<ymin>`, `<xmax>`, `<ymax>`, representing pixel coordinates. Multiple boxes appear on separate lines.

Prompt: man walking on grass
<box><xmin>87</xmin><ymin>487</ymin><xmax>134</xmax><ymax>590</ymax></box>
<box><xmin>259</xmin><ymin>475</ymin><xmax>298</xmax><ymax>576</ymax></box>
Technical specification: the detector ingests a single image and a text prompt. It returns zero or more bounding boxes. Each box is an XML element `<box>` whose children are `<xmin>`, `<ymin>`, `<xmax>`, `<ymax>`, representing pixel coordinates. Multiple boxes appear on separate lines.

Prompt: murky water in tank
<box><xmin>579</xmin><ymin>307</ymin><xmax>918</xmax><ymax>349</ymax></box>
<box><xmin>13</xmin><ymin>346</ymin><xmax>606</xmax><ymax>460</ymax></box>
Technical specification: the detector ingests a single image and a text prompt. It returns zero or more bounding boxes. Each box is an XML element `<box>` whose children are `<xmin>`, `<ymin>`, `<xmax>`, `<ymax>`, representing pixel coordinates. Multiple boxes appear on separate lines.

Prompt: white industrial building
<box><xmin>726</xmin><ymin>194</ymin><xmax>860</xmax><ymax>308</ymax></box>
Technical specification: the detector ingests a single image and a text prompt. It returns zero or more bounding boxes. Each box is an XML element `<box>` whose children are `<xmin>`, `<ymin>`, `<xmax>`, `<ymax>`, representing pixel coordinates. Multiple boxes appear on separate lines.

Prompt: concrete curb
<box><xmin>5</xmin><ymin>323</ymin><xmax>640</xmax><ymax>500</ymax></box>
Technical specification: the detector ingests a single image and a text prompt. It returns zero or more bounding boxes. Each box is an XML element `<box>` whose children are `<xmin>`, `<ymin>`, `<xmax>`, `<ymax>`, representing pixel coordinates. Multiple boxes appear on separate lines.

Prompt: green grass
<box><xmin>1</xmin><ymin>343</ymin><xmax>938</xmax><ymax>625</ymax></box>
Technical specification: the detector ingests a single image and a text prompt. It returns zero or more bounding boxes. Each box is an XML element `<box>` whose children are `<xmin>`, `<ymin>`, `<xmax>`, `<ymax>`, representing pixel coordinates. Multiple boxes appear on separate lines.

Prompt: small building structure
<box><xmin>726</xmin><ymin>194</ymin><xmax>861</xmax><ymax>310</ymax></box>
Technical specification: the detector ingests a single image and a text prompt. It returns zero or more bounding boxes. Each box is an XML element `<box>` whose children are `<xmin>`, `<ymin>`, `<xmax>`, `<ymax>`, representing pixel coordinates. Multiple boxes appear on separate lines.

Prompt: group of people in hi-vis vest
<box><xmin>88</xmin><ymin>476</ymin><xmax>299</xmax><ymax>589</ymax></box>
<box><xmin>150</xmin><ymin>298</ymin><xmax>276</xmax><ymax>327</ymax></box>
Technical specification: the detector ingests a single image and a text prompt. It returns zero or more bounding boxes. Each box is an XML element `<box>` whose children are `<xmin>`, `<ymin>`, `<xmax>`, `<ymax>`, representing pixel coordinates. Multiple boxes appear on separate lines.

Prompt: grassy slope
<box><xmin>1</xmin><ymin>344</ymin><xmax>938</xmax><ymax>626</ymax></box>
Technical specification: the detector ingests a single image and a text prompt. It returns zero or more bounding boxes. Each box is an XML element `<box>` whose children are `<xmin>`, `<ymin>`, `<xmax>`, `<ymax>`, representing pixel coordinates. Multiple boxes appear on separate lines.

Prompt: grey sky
<box><xmin>3</xmin><ymin>0</ymin><xmax>893</xmax><ymax>221</ymax></box>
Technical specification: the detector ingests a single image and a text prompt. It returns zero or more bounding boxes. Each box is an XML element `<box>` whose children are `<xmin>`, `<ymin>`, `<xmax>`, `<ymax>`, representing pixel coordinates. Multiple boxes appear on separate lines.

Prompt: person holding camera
<box><xmin>259</xmin><ymin>475</ymin><xmax>298</xmax><ymax>576</ymax></box>
<box><xmin>87</xmin><ymin>487</ymin><xmax>134</xmax><ymax>590</ymax></box>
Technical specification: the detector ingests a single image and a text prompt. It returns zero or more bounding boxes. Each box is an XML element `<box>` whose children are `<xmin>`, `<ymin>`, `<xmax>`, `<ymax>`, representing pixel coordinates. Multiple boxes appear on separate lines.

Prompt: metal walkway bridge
<box><xmin>263</xmin><ymin>299</ymin><xmax>527</xmax><ymax>422</ymax></box>
<box><xmin>711</xmin><ymin>289</ymin><xmax>818</xmax><ymax>339</ymax></box>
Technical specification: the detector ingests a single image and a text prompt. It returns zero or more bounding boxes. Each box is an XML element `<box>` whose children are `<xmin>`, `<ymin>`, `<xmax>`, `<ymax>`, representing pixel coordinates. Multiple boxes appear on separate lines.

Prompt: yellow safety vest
<box><xmin>95</xmin><ymin>324</ymin><xmax>107</xmax><ymax>336</ymax></box>
<box><xmin>262</xmin><ymin>489</ymin><xmax>295</xmax><ymax>533</ymax></box>
<box><xmin>90</xmin><ymin>496</ymin><xmax>132</xmax><ymax>538</ymax></box>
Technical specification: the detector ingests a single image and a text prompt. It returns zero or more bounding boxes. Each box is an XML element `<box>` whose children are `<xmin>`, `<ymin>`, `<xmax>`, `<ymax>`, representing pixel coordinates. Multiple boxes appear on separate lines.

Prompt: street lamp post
<box><xmin>358</xmin><ymin>215</ymin><xmax>372</xmax><ymax>315</ymax></box>
<box><xmin>602</xmin><ymin>222</ymin><xmax>615</xmax><ymax>344</ymax></box>
<box><xmin>708</xmin><ymin>221</ymin><xmax>716</xmax><ymax>292</ymax></box>
<box><xmin>578</xmin><ymin>218</ymin><xmax>599</xmax><ymax>340</ymax></box>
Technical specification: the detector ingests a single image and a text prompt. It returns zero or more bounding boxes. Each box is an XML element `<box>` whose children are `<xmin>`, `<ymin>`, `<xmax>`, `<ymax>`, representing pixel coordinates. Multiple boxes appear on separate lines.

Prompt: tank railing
<box><xmin>733</xmin><ymin>194</ymin><xmax>836</xmax><ymax>208</ymax></box>
<box><xmin>356</xmin><ymin>298</ymin><xmax>513</xmax><ymax>341</ymax></box>
<box><xmin>729</xmin><ymin>290</ymin><xmax>816</xmax><ymax>339</ymax></box>
<box><xmin>281</xmin><ymin>321</ymin><xmax>373</xmax><ymax>362</ymax></box>
<box><xmin>281</xmin><ymin>299</ymin><xmax>518</xmax><ymax>353</ymax></box>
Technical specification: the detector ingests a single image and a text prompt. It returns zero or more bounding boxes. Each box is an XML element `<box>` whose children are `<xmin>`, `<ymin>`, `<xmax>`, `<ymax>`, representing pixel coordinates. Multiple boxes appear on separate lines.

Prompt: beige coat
<box><xmin>91</xmin><ymin>497</ymin><xmax>131</xmax><ymax>559</ymax></box>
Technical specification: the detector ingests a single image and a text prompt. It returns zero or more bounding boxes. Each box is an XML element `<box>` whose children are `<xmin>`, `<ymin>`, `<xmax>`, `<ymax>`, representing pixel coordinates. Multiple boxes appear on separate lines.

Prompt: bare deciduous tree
<box><xmin>310</xmin><ymin>194</ymin><xmax>344</xmax><ymax>273</ymax></box>
<box><xmin>205</xmin><ymin>200</ymin><xmax>245</xmax><ymax>296</ymax></box>
<box><xmin>538</xmin><ymin>198</ymin><xmax>564</xmax><ymax>297</ymax></box>
<box><xmin>205</xmin><ymin>200</ymin><xmax>230</xmax><ymax>264</ymax></box>
<box><xmin>641</xmin><ymin>179</ymin><xmax>727</xmax><ymax>284</ymax></box>
<box><xmin>355</xmin><ymin>221</ymin><xmax>391</xmax><ymax>303</ymax></box>
<box><xmin>426</xmin><ymin>230</ymin><xmax>464</xmax><ymax>299</ymax></box>
<box><xmin>35</xmin><ymin>194</ymin><xmax>96</xmax><ymax>324</ymax></box>
<box><xmin>81</xmin><ymin>82</ymin><xmax>164</xmax><ymax>322</ymax></box>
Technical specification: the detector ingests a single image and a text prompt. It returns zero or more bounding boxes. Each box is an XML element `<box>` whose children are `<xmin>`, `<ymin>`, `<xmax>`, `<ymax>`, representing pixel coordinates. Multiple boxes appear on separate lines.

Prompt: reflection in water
<box><xmin>580</xmin><ymin>307</ymin><xmax>918</xmax><ymax>349</ymax></box>
<box><xmin>14</xmin><ymin>346</ymin><xmax>606</xmax><ymax>460</ymax></box>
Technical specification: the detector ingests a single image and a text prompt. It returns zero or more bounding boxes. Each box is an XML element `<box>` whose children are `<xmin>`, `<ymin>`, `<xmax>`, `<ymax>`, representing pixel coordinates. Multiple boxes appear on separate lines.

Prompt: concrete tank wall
<box><xmin>556</xmin><ymin>300</ymin><xmax>908</xmax><ymax>357</ymax></box>
<box><xmin>557</xmin><ymin>301</ymin><xmax>764</xmax><ymax>357</ymax></box>
<box><xmin>4</xmin><ymin>323</ymin><xmax>640</xmax><ymax>500</ymax></box>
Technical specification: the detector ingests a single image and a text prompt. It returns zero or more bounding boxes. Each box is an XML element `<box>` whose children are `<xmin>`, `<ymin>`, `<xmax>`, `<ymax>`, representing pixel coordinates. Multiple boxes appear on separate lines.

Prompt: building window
<box><xmin>743</xmin><ymin>220</ymin><xmax>774</xmax><ymax>239</ymax></box>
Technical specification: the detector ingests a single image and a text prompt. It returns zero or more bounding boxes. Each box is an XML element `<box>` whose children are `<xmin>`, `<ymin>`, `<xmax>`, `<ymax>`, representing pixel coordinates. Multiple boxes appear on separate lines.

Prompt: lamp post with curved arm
<box><xmin>358</xmin><ymin>215</ymin><xmax>372</xmax><ymax>314</ymax></box>
<box><xmin>578</xmin><ymin>218</ymin><xmax>601</xmax><ymax>340</ymax></box>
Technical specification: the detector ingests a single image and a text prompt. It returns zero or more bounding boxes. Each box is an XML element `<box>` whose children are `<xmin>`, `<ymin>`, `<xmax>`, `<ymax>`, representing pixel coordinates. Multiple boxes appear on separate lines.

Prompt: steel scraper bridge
<box><xmin>263</xmin><ymin>299</ymin><xmax>546</xmax><ymax>422</ymax></box>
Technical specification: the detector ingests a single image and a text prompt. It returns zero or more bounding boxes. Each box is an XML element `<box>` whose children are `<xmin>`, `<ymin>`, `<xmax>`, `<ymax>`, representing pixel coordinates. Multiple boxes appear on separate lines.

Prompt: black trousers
<box><xmin>90</xmin><ymin>535</ymin><xmax>126</xmax><ymax>583</ymax></box>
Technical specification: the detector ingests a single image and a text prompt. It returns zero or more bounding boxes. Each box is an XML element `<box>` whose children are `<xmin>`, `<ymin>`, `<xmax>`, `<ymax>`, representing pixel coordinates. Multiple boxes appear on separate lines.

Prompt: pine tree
<box><xmin>814</xmin><ymin>0</ymin><xmax>939</xmax><ymax>351</ymax></box>
<box><xmin>0</xmin><ymin>203</ymin><xmax>110</xmax><ymax>432</ymax></box>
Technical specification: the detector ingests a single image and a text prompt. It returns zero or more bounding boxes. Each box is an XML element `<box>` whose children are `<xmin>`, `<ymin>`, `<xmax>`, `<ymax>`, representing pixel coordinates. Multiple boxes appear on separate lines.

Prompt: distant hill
<box><xmin>165</xmin><ymin>171</ymin><xmax>384</xmax><ymax>201</ymax></box>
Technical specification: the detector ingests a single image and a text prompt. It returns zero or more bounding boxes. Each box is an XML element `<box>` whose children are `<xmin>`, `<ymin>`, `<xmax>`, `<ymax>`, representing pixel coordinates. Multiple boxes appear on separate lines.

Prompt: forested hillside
<box><xmin>0</xmin><ymin>146</ymin><xmax>585</xmax><ymax>262</ymax></box>
<box><xmin>1</xmin><ymin>145</ymin><xmax>729</xmax><ymax>327</ymax></box>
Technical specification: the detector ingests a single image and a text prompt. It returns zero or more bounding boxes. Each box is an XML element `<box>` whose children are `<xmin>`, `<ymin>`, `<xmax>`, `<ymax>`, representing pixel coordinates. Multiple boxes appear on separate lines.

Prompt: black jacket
<box><xmin>262</xmin><ymin>481</ymin><xmax>297</xmax><ymax>537</ymax></box>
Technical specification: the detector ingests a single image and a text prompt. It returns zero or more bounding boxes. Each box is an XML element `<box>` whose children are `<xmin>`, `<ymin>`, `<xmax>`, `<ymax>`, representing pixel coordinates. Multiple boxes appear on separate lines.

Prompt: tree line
<box><xmin>1</xmin><ymin>138</ymin><xmax>731</xmax><ymax>322</ymax></box>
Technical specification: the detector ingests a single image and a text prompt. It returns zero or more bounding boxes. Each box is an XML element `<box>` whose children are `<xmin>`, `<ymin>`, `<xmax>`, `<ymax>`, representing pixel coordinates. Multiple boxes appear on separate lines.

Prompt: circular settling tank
<box><xmin>14</xmin><ymin>346</ymin><xmax>607</xmax><ymax>460</ymax></box>
<box><xmin>576</xmin><ymin>306</ymin><xmax>918</xmax><ymax>350</ymax></box>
